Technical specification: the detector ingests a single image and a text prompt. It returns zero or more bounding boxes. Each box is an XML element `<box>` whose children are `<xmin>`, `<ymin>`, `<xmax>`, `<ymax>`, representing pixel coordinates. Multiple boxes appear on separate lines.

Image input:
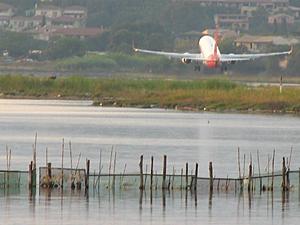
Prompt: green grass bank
<box><xmin>1</xmin><ymin>75</ymin><xmax>300</xmax><ymax>113</ymax></box>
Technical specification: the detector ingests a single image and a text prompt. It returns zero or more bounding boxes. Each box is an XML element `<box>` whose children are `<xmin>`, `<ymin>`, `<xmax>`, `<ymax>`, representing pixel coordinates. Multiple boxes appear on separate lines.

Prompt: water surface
<box><xmin>0</xmin><ymin>99</ymin><xmax>300</xmax><ymax>225</ymax></box>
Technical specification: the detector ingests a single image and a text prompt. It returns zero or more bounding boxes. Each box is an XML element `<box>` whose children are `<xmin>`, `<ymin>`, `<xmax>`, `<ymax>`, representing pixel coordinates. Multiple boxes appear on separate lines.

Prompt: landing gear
<box><xmin>194</xmin><ymin>64</ymin><xmax>201</xmax><ymax>71</ymax></box>
<box><xmin>220</xmin><ymin>65</ymin><xmax>228</xmax><ymax>74</ymax></box>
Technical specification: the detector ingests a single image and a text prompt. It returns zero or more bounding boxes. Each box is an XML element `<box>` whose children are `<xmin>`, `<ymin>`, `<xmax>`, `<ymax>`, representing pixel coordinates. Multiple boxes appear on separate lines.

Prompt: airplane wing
<box><xmin>133</xmin><ymin>47</ymin><xmax>205</xmax><ymax>61</ymax></box>
<box><xmin>220</xmin><ymin>48</ymin><xmax>292</xmax><ymax>62</ymax></box>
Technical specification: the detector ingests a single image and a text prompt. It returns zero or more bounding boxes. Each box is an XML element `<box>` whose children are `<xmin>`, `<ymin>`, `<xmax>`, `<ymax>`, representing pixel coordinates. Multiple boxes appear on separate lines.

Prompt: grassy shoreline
<box><xmin>1</xmin><ymin>75</ymin><xmax>300</xmax><ymax>114</ymax></box>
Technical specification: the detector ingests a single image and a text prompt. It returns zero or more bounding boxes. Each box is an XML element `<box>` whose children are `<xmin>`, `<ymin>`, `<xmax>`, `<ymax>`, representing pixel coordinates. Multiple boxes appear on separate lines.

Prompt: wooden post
<box><xmin>47</xmin><ymin>162</ymin><xmax>52</xmax><ymax>188</ymax></box>
<box><xmin>85</xmin><ymin>159</ymin><xmax>90</xmax><ymax>191</ymax></box>
<box><xmin>194</xmin><ymin>163</ymin><xmax>198</xmax><ymax>191</ymax></box>
<box><xmin>248</xmin><ymin>163</ymin><xmax>252</xmax><ymax>193</ymax></box>
<box><xmin>282</xmin><ymin>157</ymin><xmax>286</xmax><ymax>191</ymax></box>
<box><xmin>209</xmin><ymin>161</ymin><xmax>213</xmax><ymax>192</ymax></box>
<box><xmin>185</xmin><ymin>162</ymin><xmax>188</xmax><ymax>190</ymax></box>
<box><xmin>150</xmin><ymin>156</ymin><xmax>154</xmax><ymax>190</ymax></box>
<box><xmin>162</xmin><ymin>155</ymin><xmax>167</xmax><ymax>190</ymax></box>
<box><xmin>139</xmin><ymin>155</ymin><xmax>144</xmax><ymax>190</ymax></box>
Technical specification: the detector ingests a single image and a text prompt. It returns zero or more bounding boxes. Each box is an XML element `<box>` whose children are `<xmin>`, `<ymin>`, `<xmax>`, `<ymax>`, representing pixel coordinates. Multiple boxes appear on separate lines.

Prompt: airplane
<box><xmin>133</xmin><ymin>29</ymin><xmax>292</xmax><ymax>72</ymax></box>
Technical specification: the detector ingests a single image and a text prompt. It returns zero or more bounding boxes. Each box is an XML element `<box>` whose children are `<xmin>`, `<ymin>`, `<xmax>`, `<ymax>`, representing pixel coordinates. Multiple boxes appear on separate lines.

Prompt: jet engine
<box><xmin>181</xmin><ymin>58</ymin><xmax>192</xmax><ymax>64</ymax></box>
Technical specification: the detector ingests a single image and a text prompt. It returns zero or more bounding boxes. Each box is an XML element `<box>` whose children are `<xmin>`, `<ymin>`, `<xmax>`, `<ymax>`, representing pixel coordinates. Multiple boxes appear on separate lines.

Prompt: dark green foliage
<box><xmin>0</xmin><ymin>0</ymin><xmax>36</xmax><ymax>14</ymax></box>
<box><xmin>45</xmin><ymin>37</ymin><xmax>86</xmax><ymax>60</ymax></box>
<box><xmin>0</xmin><ymin>31</ymin><xmax>47</xmax><ymax>57</ymax></box>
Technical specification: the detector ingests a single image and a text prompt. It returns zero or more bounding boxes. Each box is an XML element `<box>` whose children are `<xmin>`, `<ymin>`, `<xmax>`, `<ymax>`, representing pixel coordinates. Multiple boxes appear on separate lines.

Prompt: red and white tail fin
<box><xmin>213</xmin><ymin>20</ymin><xmax>220</xmax><ymax>57</ymax></box>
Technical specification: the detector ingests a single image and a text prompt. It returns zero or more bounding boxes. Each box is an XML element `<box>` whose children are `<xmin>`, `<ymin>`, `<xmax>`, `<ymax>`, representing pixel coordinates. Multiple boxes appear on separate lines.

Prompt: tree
<box><xmin>45</xmin><ymin>37</ymin><xmax>86</xmax><ymax>60</ymax></box>
<box><xmin>0</xmin><ymin>31</ymin><xmax>46</xmax><ymax>57</ymax></box>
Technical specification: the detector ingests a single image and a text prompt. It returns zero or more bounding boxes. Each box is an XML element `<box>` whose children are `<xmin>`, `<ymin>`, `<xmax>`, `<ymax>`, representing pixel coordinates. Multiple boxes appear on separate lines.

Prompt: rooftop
<box><xmin>235</xmin><ymin>35</ymin><xmax>273</xmax><ymax>43</ymax></box>
<box><xmin>36</xmin><ymin>4</ymin><xmax>61</xmax><ymax>11</ymax></box>
<box><xmin>0</xmin><ymin>3</ymin><xmax>14</xmax><ymax>11</ymax></box>
<box><xmin>52</xmin><ymin>27</ymin><xmax>104</xmax><ymax>37</ymax></box>
<box><xmin>64</xmin><ymin>6</ymin><xmax>87</xmax><ymax>12</ymax></box>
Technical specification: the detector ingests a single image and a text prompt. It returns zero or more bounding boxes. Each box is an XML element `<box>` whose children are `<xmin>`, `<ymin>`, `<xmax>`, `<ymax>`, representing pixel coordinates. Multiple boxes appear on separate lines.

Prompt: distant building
<box><xmin>289</xmin><ymin>6</ymin><xmax>300</xmax><ymax>20</ymax></box>
<box><xmin>268</xmin><ymin>14</ymin><xmax>295</xmax><ymax>25</ymax></box>
<box><xmin>0</xmin><ymin>16</ymin><xmax>10</xmax><ymax>28</ymax></box>
<box><xmin>201</xmin><ymin>28</ymin><xmax>238</xmax><ymax>39</ymax></box>
<box><xmin>0</xmin><ymin>3</ymin><xmax>15</xmax><ymax>17</ymax></box>
<box><xmin>33</xmin><ymin>4</ymin><xmax>87</xmax><ymax>29</ymax></box>
<box><xmin>52</xmin><ymin>27</ymin><xmax>104</xmax><ymax>39</ymax></box>
<box><xmin>33</xmin><ymin>26</ymin><xmax>105</xmax><ymax>41</ymax></box>
<box><xmin>35</xmin><ymin>4</ymin><xmax>62</xmax><ymax>18</ymax></box>
<box><xmin>240</xmin><ymin>6</ymin><xmax>257</xmax><ymax>16</ymax></box>
<box><xmin>173</xmin><ymin>0</ymin><xmax>289</xmax><ymax>11</ymax></box>
<box><xmin>50</xmin><ymin>16</ymin><xmax>83</xmax><ymax>28</ymax></box>
<box><xmin>235</xmin><ymin>35</ymin><xmax>298</xmax><ymax>52</ymax></box>
<box><xmin>215</xmin><ymin>14</ymin><xmax>249</xmax><ymax>30</ymax></box>
<box><xmin>63</xmin><ymin>6</ymin><xmax>87</xmax><ymax>19</ymax></box>
<box><xmin>9</xmin><ymin>16</ymin><xmax>44</xmax><ymax>32</ymax></box>
<box><xmin>235</xmin><ymin>35</ymin><xmax>273</xmax><ymax>52</ymax></box>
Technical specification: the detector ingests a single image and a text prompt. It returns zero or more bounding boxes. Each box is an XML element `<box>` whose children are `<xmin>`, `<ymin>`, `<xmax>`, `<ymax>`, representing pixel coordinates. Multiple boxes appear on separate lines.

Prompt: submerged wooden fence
<box><xmin>0</xmin><ymin>135</ymin><xmax>298</xmax><ymax>195</ymax></box>
<box><xmin>0</xmin><ymin>153</ymin><xmax>299</xmax><ymax>197</ymax></box>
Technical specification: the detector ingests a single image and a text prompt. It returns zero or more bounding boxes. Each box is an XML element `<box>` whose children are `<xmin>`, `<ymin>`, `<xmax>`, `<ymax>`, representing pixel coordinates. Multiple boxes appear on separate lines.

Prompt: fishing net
<box><xmin>0</xmin><ymin>170</ymin><xmax>28</xmax><ymax>189</ymax></box>
<box><xmin>88</xmin><ymin>170</ymin><xmax>300</xmax><ymax>193</ymax></box>
<box><xmin>39</xmin><ymin>167</ymin><xmax>85</xmax><ymax>189</ymax></box>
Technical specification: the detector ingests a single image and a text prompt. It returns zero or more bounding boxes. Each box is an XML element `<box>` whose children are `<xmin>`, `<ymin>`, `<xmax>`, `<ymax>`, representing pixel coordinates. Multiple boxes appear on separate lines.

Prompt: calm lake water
<box><xmin>0</xmin><ymin>99</ymin><xmax>300</xmax><ymax>225</ymax></box>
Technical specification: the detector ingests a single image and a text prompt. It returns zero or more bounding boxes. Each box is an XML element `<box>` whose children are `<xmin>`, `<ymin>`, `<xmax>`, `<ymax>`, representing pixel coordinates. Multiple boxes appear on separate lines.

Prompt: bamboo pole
<box><xmin>34</xmin><ymin>132</ymin><xmax>37</xmax><ymax>170</ymax></box>
<box><xmin>243</xmin><ymin>154</ymin><xmax>246</xmax><ymax>179</ymax></box>
<box><xmin>257</xmin><ymin>150</ymin><xmax>262</xmax><ymax>192</ymax></box>
<box><xmin>180</xmin><ymin>168</ymin><xmax>183</xmax><ymax>190</ymax></box>
<box><xmin>238</xmin><ymin>147</ymin><xmax>241</xmax><ymax>179</ymax></box>
<box><xmin>120</xmin><ymin>163</ymin><xmax>127</xmax><ymax>189</ymax></box>
<box><xmin>267</xmin><ymin>154</ymin><xmax>270</xmax><ymax>190</ymax></box>
<box><xmin>69</xmin><ymin>141</ymin><xmax>73</xmax><ymax>171</ymax></box>
<box><xmin>74</xmin><ymin>153</ymin><xmax>82</xmax><ymax>190</ymax></box>
<box><xmin>61</xmin><ymin>138</ymin><xmax>64</xmax><ymax>189</ymax></box>
<box><xmin>271</xmin><ymin>150</ymin><xmax>275</xmax><ymax>191</ymax></box>
<box><xmin>108</xmin><ymin>147</ymin><xmax>113</xmax><ymax>189</ymax></box>
<box><xmin>46</xmin><ymin>147</ymin><xmax>48</xmax><ymax>167</ymax></box>
<box><xmin>144</xmin><ymin>164</ymin><xmax>148</xmax><ymax>189</ymax></box>
<box><xmin>29</xmin><ymin>161</ymin><xmax>33</xmax><ymax>191</ymax></box>
<box><xmin>238</xmin><ymin>148</ymin><xmax>243</xmax><ymax>192</ymax></box>
<box><xmin>6</xmin><ymin>146</ymin><xmax>9</xmax><ymax>187</ymax></box>
<box><xmin>288</xmin><ymin>146</ymin><xmax>293</xmax><ymax>170</ymax></box>
<box><xmin>172</xmin><ymin>166</ymin><xmax>175</xmax><ymax>190</ymax></box>
<box><xmin>112</xmin><ymin>151</ymin><xmax>117</xmax><ymax>190</ymax></box>
<box><xmin>95</xmin><ymin>149</ymin><xmax>102</xmax><ymax>188</ymax></box>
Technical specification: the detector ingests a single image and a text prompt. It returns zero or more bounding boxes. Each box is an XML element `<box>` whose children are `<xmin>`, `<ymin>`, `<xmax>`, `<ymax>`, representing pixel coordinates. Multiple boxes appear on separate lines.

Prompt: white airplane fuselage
<box><xmin>199</xmin><ymin>35</ymin><xmax>221</xmax><ymax>68</ymax></box>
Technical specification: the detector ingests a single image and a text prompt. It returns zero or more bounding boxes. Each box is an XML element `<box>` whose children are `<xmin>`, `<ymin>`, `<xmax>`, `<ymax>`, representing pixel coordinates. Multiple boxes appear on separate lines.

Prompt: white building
<box><xmin>35</xmin><ymin>4</ymin><xmax>62</xmax><ymax>18</ymax></box>
<box><xmin>0</xmin><ymin>3</ymin><xmax>15</xmax><ymax>17</ymax></box>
